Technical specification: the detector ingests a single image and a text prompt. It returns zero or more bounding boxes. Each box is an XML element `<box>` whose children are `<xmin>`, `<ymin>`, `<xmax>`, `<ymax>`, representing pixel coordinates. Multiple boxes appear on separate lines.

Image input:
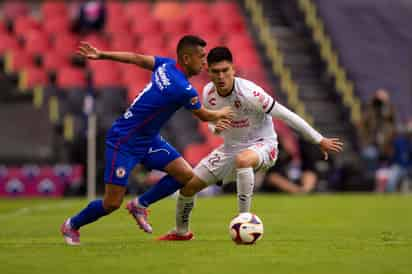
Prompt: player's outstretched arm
<box><xmin>270</xmin><ymin>102</ymin><xmax>343</xmax><ymax>159</ymax></box>
<box><xmin>192</xmin><ymin>106</ymin><xmax>234</xmax><ymax>122</ymax></box>
<box><xmin>77</xmin><ymin>41</ymin><xmax>155</xmax><ymax>70</ymax></box>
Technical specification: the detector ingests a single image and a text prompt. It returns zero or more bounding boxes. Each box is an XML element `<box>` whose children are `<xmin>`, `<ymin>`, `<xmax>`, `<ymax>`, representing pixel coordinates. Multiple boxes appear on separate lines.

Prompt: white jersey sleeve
<box><xmin>270</xmin><ymin>101</ymin><xmax>323</xmax><ymax>144</ymax></box>
<box><xmin>242</xmin><ymin>81</ymin><xmax>275</xmax><ymax>114</ymax></box>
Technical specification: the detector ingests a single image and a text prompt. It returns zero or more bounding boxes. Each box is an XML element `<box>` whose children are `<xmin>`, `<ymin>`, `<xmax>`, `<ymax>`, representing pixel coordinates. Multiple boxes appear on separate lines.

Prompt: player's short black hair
<box><xmin>176</xmin><ymin>35</ymin><xmax>207</xmax><ymax>56</ymax></box>
<box><xmin>207</xmin><ymin>47</ymin><xmax>233</xmax><ymax>65</ymax></box>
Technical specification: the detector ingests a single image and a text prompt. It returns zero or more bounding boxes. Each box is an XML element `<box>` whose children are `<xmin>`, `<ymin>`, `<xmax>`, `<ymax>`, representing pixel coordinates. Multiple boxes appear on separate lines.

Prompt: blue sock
<box><xmin>138</xmin><ymin>175</ymin><xmax>183</xmax><ymax>207</ymax></box>
<box><xmin>70</xmin><ymin>199</ymin><xmax>108</xmax><ymax>230</ymax></box>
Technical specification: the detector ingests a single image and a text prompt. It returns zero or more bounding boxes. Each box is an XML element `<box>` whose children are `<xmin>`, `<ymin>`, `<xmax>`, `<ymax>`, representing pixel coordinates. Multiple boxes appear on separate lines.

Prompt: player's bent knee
<box><xmin>103</xmin><ymin>199</ymin><xmax>122</xmax><ymax>213</ymax></box>
<box><xmin>235</xmin><ymin>155</ymin><xmax>253</xmax><ymax>168</ymax></box>
<box><xmin>180</xmin><ymin>186</ymin><xmax>197</xmax><ymax>197</ymax></box>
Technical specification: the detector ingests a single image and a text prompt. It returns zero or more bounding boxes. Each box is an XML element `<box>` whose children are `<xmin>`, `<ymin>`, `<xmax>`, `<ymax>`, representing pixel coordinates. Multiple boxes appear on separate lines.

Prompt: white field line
<box><xmin>0</xmin><ymin>201</ymin><xmax>76</xmax><ymax>220</ymax></box>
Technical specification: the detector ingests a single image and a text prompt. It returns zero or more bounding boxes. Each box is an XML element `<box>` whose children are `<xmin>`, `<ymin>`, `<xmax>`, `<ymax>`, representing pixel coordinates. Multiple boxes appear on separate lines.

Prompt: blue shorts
<box><xmin>104</xmin><ymin>136</ymin><xmax>181</xmax><ymax>186</ymax></box>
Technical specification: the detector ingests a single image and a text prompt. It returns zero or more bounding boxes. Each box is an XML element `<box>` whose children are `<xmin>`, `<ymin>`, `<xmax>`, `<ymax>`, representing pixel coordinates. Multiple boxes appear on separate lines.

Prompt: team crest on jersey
<box><xmin>234</xmin><ymin>100</ymin><xmax>241</xmax><ymax>109</ymax></box>
<box><xmin>208</xmin><ymin>97</ymin><xmax>216</xmax><ymax>106</ymax></box>
<box><xmin>190</xmin><ymin>96</ymin><xmax>199</xmax><ymax>105</ymax></box>
<box><xmin>116</xmin><ymin>167</ymin><xmax>126</xmax><ymax>178</ymax></box>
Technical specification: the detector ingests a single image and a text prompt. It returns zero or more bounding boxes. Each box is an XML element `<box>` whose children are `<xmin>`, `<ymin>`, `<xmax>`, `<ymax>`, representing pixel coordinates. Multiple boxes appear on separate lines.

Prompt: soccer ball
<box><xmin>229</xmin><ymin>212</ymin><xmax>264</xmax><ymax>244</ymax></box>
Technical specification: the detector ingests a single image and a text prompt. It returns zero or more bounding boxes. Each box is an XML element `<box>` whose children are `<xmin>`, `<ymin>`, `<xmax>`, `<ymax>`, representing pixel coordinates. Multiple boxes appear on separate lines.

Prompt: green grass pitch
<box><xmin>1</xmin><ymin>194</ymin><xmax>411</xmax><ymax>274</ymax></box>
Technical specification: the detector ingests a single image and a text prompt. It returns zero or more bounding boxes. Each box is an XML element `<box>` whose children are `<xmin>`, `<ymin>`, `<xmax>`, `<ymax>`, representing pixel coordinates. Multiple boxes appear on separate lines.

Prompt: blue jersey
<box><xmin>106</xmin><ymin>57</ymin><xmax>202</xmax><ymax>153</ymax></box>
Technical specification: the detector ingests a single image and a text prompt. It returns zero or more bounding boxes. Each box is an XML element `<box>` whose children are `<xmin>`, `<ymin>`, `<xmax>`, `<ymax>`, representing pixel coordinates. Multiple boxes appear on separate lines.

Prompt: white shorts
<box><xmin>193</xmin><ymin>139</ymin><xmax>278</xmax><ymax>186</ymax></box>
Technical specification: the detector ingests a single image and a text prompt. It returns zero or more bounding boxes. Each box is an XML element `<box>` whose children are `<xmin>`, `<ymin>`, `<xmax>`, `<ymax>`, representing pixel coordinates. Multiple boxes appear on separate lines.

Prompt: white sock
<box><xmin>176</xmin><ymin>192</ymin><xmax>195</xmax><ymax>235</ymax></box>
<box><xmin>236</xmin><ymin>167</ymin><xmax>254</xmax><ymax>213</ymax></box>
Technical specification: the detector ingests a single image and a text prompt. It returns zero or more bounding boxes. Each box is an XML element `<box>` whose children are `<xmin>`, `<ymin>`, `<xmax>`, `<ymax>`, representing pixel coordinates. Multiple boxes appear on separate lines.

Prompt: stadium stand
<box><xmin>0</xmin><ymin>1</ymin><xmax>275</xmax><ymax>169</ymax></box>
<box><xmin>1</xmin><ymin>0</ymin><xmax>376</xmax><ymax>193</ymax></box>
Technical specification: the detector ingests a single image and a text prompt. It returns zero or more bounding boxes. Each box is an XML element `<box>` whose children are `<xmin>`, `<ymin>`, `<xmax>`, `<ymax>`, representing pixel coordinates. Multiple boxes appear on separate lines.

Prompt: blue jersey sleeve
<box><xmin>182</xmin><ymin>84</ymin><xmax>202</xmax><ymax>110</ymax></box>
<box><xmin>153</xmin><ymin>56</ymin><xmax>175</xmax><ymax>71</ymax></box>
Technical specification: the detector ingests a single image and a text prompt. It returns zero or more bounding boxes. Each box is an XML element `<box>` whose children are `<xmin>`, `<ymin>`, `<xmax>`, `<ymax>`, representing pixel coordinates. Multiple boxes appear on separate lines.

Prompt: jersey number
<box><xmin>123</xmin><ymin>82</ymin><xmax>152</xmax><ymax>119</ymax></box>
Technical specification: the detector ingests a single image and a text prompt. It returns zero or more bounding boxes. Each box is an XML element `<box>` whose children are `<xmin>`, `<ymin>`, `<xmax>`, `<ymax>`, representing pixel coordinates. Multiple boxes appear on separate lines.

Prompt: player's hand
<box><xmin>77</xmin><ymin>41</ymin><xmax>101</xmax><ymax>60</ymax></box>
<box><xmin>215</xmin><ymin>119</ymin><xmax>232</xmax><ymax>134</ymax></box>
<box><xmin>217</xmin><ymin>106</ymin><xmax>235</xmax><ymax>120</ymax></box>
<box><xmin>319</xmin><ymin>137</ymin><xmax>344</xmax><ymax>160</ymax></box>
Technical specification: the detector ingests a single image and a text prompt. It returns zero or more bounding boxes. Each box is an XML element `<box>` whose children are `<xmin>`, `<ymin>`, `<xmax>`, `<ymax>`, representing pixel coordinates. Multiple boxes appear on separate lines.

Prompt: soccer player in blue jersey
<box><xmin>60</xmin><ymin>35</ymin><xmax>234</xmax><ymax>245</ymax></box>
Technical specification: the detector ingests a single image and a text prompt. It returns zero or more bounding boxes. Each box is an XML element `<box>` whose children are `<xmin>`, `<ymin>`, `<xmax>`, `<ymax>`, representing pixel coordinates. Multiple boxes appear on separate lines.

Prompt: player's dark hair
<box><xmin>176</xmin><ymin>35</ymin><xmax>207</xmax><ymax>56</ymax></box>
<box><xmin>207</xmin><ymin>47</ymin><xmax>233</xmax><ymax>65</ymax></box>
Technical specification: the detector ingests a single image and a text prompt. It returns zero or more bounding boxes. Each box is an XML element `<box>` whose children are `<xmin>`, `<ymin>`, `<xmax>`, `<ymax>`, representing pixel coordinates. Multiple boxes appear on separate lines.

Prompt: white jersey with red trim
<box><xmin>203</xmin><ymin>77</ymin><xmax>277</xmax><ymax>152</ymax></box>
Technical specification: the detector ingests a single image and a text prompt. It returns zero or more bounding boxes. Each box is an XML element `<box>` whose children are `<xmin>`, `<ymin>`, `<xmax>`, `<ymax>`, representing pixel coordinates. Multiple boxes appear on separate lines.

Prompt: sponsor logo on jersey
<box><xmin>208</xmin><ymin>97</ymin><xmax>216</xmax><ymax>106</ymax></box>
<box><xmin>190</xmin><ymin>96</ymin><xmax>199</xmax><ymax>105</ymax></box>
<box><xmin>155</xmin><ymin>64</ymin><xmax>171</xmax><ymax>90</ymax></box>
<box><xmin>116</xmin><ymin>167</ymin><xmax>126</xmax><ymax>178</ymax></box>
<box><xmin>230</xmin><ymin>119</ymin><xmax>250</xmax><ymax>128</ymax></box>
<box><xmin>148</xmin><ymin>148</ymin><xmax>170</xmax><ymax>155</ymax></box>
<box><xmin>186</xmin><ymin>84</ymin><xmax>192</xmax><ymax>90</ymax></box>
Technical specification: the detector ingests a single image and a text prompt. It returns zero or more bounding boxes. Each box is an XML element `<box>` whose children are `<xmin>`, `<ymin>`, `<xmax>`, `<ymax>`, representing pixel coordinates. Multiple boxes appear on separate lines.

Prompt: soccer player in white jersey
<box><xmin>157</xmin><ymin>47</ymin><xmax>344</xmax><ymax>240</ymax></box>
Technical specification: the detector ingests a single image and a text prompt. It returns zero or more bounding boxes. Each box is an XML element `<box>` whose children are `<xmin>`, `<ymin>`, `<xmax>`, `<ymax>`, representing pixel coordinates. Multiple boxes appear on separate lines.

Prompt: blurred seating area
<box><xmin>1</xmin><ymin>1</ymin><xmax>410</xmax><ymax>195</ymax></box>
<box><xmin>0</xmin><ymin>0</ymin><xmax>273</xmax><ymax>166</ymax></box>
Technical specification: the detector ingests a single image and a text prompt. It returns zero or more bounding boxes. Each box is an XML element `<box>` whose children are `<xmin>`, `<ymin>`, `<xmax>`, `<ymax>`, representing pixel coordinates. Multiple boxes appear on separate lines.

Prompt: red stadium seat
<box><xmin>110</xmin><ymin>34</ymin><xmax>136</xmax><ymax>51</ymax></box>
<box><xmin>210</xmin><ymin>2</ymin><xmax>240</xmax><ymax>16</ymax></box>
<box><xmin>43</xmin><ymin>16</ymin><xmax>70</xmax><ymax>34</ymax></box>
<box><xmin>206</xmin><ymin>133</ymin><xmax>224</xmax><ymax>148</ymax></box>
<box><xmin>124</xmin><ymin>2</ymin><xmax>152</xmax><ymax>21</ymax></box>
<box><xmin>153</xmin><ymin>2</ymin><xmax>183</xmax><ymax>21</ymax></box>
<box><xmin>13</xmin><ymin>17</ymin><xmax>41</xmax><ymax>35</ymax></box>
<box><xmin>0</xmin><ymin>34</ymin><xmax>20</xmax><ymax>55</ymax></box>
<box><xmin>7</xmin><ymin>50</ymin><xmax>33</xmax><ymax>72</ymax></box>
<box><xmin>107</xmin><ymin>1</ymin><xmax>125</xmax><ymax>18</ymax></box>
<box><xmin>56</xmin><ymin>66</ymin><xmax>86</xmax><ymax>88</ymax></box>
<box><xmin>0</xmin><ymin>21</ymin><xmax>7</xmax><ymax>34</ymax></box>
<box><xmin>216</xmin><ymin>15</ymin><xmax>246</xmax><ymax>34</ymax></box>
<box><xmin>137</xmin><ymin>35</ymin><xmax>166</xmax><ymax>54</ymax></box>
<box><xmin>234</xmin><ymin>51</ymin><xmax>262</xmax><ymax>69</ymax></box>
<box><xmin>130</xmin><ymin>17</ymin><xmax>162</xmax><ymax>36</ymax></box>
<box><xmin>24</xmin><ymin>30</ymin><xmax>50</xmax><ymax>55</ymax></box>
<box><xmin>198</xmin><ymin>122</ymin><xmax>210</xmax><ymax>137</ymax></box>
<box><xmin>183</xmin><ymin>2</ymin><xmax>210</xmax><ymax>17</ymax></box>
<box><xmin>53</xmin><ymin>33</ymin><xmax>79</xmax><ymax>56</ymax></box>
<box><xmin>106</xmin><ymin>16</ymin><xmax>130</xmax><ymax>34</ymax></box>
<box><xmin>21</xmin><ymin>65</ymin><xmax>48</xmax><ymax>89</ymax></box>
<box><xmin>91</xmin><ymin>65</ymin><xmax>122</xmax><ymax>88</ymax></box>
<box><xmin>224</xmin><ymin>34</ymin><xmax>255</xmax><ymax>51</ymax></box>
<box><xmin>183</xmin><ymin>143</ymin><xmax>212</xmax><ymax>166</ymax></box>
<box><xmin>191</xmin><ymin>77</ymin><xmax>209</xmax><ymax>98</ymax></box>
<box><xmin>161</xmin><ymin>17</ymin><xmax>188</xmax><ymax>35</ymax></box>
<box><xmin>43</xmin><ymin>51</ymin><xmax>70</xmax><ymax>71</ymax></box>
<box><xmin>3</xmin><ymin>2</ymin><xmax>30</xmax><ymax>18</ymax></box>
<box><xmin>121</xmin><ymin>66</ymin><xmax>151</xmax><ymax>86</ymax></box>
<box><xmin>82</xmin><ymin>34</ymin><xmax>109</xmax><ymax>50</ymax></box>
<box><xmin>189</xmin><ymin>17</ymin><xmax>219</xmax><ymax>36</ymax></box>
<box><xmin>42</xmin><ymin>2</ymin><xmax>68</xmax><ymax>20</ymax></box>
<box><xmin>126</xmin><ymin>78</ymin><xmax>151</xmax><ymax>103</ymax></box>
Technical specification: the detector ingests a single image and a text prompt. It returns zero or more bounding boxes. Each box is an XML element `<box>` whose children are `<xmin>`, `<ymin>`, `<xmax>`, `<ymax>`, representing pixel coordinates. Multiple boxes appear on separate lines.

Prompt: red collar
<box><xmin>175</xmin><ymin>63</ymin><xmax>186</xmax><ymax>75</ymax></box>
